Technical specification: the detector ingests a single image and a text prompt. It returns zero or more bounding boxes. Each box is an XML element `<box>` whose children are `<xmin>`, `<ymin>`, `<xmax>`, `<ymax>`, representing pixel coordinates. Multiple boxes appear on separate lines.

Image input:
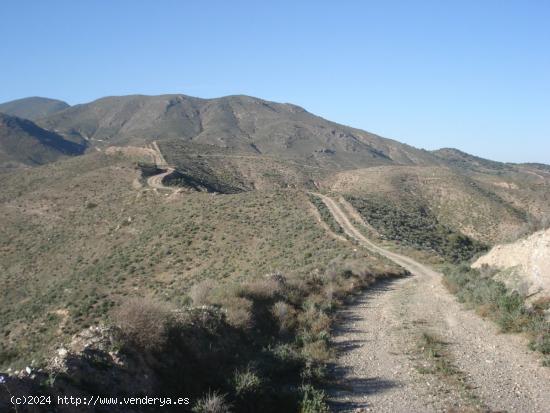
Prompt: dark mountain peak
<box><xmin>0</xmin><ymin>97</ymin><xmax>70</xmax><ymax>121</ymax></box>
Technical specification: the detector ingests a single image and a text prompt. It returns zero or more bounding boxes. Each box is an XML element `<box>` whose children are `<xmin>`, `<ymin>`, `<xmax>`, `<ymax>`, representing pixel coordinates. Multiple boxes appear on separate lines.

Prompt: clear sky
<box><xmin>1</xmin><ymin>0</ymin><xmax>549</xmax><ymax>163</ymax></box>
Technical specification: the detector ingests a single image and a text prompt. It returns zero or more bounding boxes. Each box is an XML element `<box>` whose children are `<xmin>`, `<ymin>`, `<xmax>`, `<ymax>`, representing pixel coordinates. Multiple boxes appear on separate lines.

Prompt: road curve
<box><xmin>316</xmin><ymin>194</ymin><xmax>550</xmax><ymax>413</ymax></box>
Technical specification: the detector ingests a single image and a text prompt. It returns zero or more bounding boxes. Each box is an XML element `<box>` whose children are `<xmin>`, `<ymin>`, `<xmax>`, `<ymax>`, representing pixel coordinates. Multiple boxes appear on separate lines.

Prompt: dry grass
<box><xmin>192</xmin><ymin>391</ymin><xmax>231</xmax><ymax>413</ymax></box>
<box><xmin>0</xmin><ymin>153</ymin><xmax>373</xmax><ymax>368</ymax></box>
<box><xmin>240</xmin><ymin>277</ymin><xmax>283</xmax><ymax>300</ymax></box>
<box><xmin>443</xmin><ymin>265</ymin><xmax>550</xmax><ymax>361</ymax></box>
<box><xmin>416</xmin><ymin>332</ymin><xmax>483</xmax><ymax>410</ymax></box>
<box><xmin>189</xmin><ymin>280</ymin><xmax>217</xmax><ymax>306</ymax></box>
<box><xmin>0</xmin><ymin>150</ymin><xmax>408</xmax><ymax>411</ymax></box>
<box><xmin>111</xmin><ymin>297</ymin><xmax>173</xmax><ymax>351</ymax></box>
<box><xmin>222</xmin><ymin>296</ymin><xmax>254</xmax><ymax>330</ymax></box>
<box><xmin>271</xmin><ymin>301</ymin><xmax>296</xmax><ymax>332</ymax></box>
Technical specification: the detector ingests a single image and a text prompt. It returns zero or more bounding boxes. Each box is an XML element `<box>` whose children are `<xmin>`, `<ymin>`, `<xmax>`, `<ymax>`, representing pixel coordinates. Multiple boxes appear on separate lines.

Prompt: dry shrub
<box><xmin>309</xmin><ymin>311</ymin><xmax>331</xmax><ymax>336</ymax></box>
<box><xmin>478</xmin><ymin>263</ymin><xmax>498</xmax><ymax>278</ymax></box>
<box><xmin>189</xmin><ymin>279</ymin><xmax>217</xmax><ymax>306</ymax></box>
<box><xmin>193</xmin><ymin>390</ymin><xmax>231</xmax><ymax>413</ymax></box>
<box><xmin>241</xmin><ymin>277</ymin><xmax>282</xmax><ymax>300</ymax></box>
<box><xmin>475</xmin><ymin>303</ymin><xmax>494</xmax><ymax>318</ymax></box>
<box><xmin>284</xmin><ymin>277</ymin><xmax>310</xmax><ymax>304</ymax></box>
<box><xmin>271</xmin><ymin>301</ymin><xmax>296</xmax><ymax>332</ymax></box>
<box><xmin>342</xmin><ymin>261</ymin><xmax>368</xmax><ymax>277</ymax></box>
<box><xmin>112</xmin><ymin>297</ymin><xmax>173</xmax><ymax>351</ymax></box>
<box><xmin>532</xmin><ymin>296</ymin><xmax>550</xmax><ymax>314</ymax></box>
<box><xmin>323</xmin><ymin>284</ymin><xmax>334</xmax><ymax>309</ymax></box>
<box><xmin>441</xmin><ymin>276</ymin><xmax>460</xmax><ymax>294</ymax></box>
<box><xmin>233</xmin><ymin>367</ymin><xmax>262</xmax><ymax>396</ymax></box>
<box><xmin>222</xmin><ymin>296</ymin><xmax>254</xmax><ymax>330</ymax></box>
<box><xmin>302</xmin><ymin>339</ymin><xmax>331</xmax><ymax>363</ymax></box>
<box><xmin>299</xmin><ymin>304</ymin><xmax>331</xmax><ymax>335</ymax></box>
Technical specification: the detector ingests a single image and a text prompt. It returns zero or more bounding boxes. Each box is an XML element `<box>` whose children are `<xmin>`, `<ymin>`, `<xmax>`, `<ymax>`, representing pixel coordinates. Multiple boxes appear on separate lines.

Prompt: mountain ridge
<box><xmin>3</xmin><ymin>93</ymin><xmax>546</xmax><ymax>169</ymax></box>
<box><xmin>0</xmin><ymin>97</ymin><xmax>70</xmax><ymax>120</ymax></box>
<box><xmin>35</xmin><ymin>93</ymin><xmax>445</xmax><ymax>169</ymax></box>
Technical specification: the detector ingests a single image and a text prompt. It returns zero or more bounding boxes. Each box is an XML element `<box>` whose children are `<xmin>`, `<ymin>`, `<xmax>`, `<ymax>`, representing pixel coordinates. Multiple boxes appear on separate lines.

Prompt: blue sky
<box><xmin>1</xmin><ymin>0</ymin><xmax>549</xmax><ymax>163</ymax></box>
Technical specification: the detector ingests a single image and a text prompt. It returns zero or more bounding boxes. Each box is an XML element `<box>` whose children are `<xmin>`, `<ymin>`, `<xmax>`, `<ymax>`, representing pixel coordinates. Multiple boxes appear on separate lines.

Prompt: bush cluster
<box><xmin>443</xmin><ymin>264</ymin><xmax>550</xmax><ymax>363</ymax></box>
<box><xmin>308</xmin><ymin>194</ymin><xmax>344</xmax><ymax>235</ymax></box>
<box><xmin>111</xmin><ymin>262</ymin><xmax>404</xmax><ymax>412</ymax></box>
<box><xmin>346</xmin><ymin>196</ymin><xmax>487</xmax><ymax>262</ymax></box>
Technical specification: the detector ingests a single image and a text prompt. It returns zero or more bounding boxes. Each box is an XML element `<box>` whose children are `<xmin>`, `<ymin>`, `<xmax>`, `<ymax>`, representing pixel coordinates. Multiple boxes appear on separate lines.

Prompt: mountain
<box><xmin>1</xmin><ymin>92</ymin><xmax>550</xmax><ymax>410</ymax></box>
<box><xmin>32</xmin><ymin>93</ymin><xmax>550</xmax><ymax>243</ymax></box>
<box><xmin>0</xmin><ymin>113</ymin><xmax>85</xmax><ymax>169</ymax></box>
<box><xmin>0</xmin><ymin>97</ymin><xmax>70</xmax><ymax>120</ymax></box>
<box><xmin>38</xmin><ymin>94</ymin><xmax>440</xmax><ymax>169</ymax></box>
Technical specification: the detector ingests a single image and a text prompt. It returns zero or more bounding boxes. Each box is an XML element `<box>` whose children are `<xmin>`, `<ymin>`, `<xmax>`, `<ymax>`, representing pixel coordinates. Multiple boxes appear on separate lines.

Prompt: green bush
<box><xmin>233</xmin><ymin>367</ymin><xmax>262</xmax><ymax>397</ymax></box>
<box><xmin>308</xmin><ymin>194</ymin><xmax>343</xmax><ymax>235</ymax></box>
<box><xmin>299</xmin><ymin>384</ymin><xmax>330</xmax><ymax>413</ymax></box>
<box><xmin>443</xmin><ymin>265</ymin><xmax>550</xmax><ymax>362</ymax></box>
<box><xmin>347</xmin><ymin>196</ymin><xmax>487</xmax><ymax>262</ymax></box>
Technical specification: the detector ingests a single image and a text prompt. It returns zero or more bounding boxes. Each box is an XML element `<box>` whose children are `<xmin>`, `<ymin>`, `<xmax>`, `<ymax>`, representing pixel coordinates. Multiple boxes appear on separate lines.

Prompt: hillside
<box><xmin>0</xmin><ymin>97</ymin><xmax>69</xmax><ymax>120</ymax></box>
<box><xmin>0</xmin><ymin>113</ymin><xmax>85</xmax><ymax>169</ymax></box>
<box><xmin>432</xmin><ymin>147</ymin><xmax>511</xmax><ymax>173</ymax></box>
<box><xmin>0</xmin><ymin>151</ymin><xmax>402</xmax><ymax>367</ymax></box>
<box><xmin>1</xmin><ymin>93</ymin><xmax>550</xmax><ymax>411</ymax></box>
<box><xmin>38</xmin><ymin>94</ymin><xmax>441</xmax><ymax>169</ymax></box>
<box><xmin>2</xmin><ymin>92</ymin><xmax>548</xmax><ymax>244</ymax></box>
<box><xmin>321</xmin><ymin>164</ymin><xmax>550</xmax><ymax>244</ymax></box>
<box><xmin>473</xmin><ymin>228</ymin><xmax>550</xmax><ymax>297</ymax></box>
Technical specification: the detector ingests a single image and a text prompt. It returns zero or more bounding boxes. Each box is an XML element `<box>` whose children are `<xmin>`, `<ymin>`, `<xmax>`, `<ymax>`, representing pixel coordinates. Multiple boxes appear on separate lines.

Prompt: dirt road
<box><xmin>146</xmin><ymin>167</ymin><xmax>175</xmax><ymax>190</ymax></box>
<box><xmin>317</xmin><ymin>194</ymin><xmax>550</xmax><ymax>412</ymax></box>
<box><xmin>145</xmin><ymin>143</ymin><xmax>175</xmax><ymax>191</ymax></box>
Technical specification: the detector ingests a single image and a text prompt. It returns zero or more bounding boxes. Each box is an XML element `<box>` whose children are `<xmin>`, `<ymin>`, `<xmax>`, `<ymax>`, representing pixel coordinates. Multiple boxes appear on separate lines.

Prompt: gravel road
<box><xmin>318</xmin><ymin>194</ymin><xmax>550</xmax><ymax>413</ymax></box>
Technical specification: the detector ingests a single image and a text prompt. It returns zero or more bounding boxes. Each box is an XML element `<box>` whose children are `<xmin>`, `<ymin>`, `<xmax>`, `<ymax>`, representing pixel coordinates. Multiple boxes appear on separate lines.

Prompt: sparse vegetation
<box><xmin>0</xmin><ymin>152</ymin><xmax>407</xmax><ymax>411</ymax></box>
<box><xmin>105</xmin><ymin>253</ymin><xmax>402</xmax><ymax>411</ymax></box>
<box><xmin>192</xmin><ymin>391</ymin><xmax>231</xmax><ymax>413</ymax></box>
<box><xmin>443</xmin><ymin>265</ymin><xmax>550</xmax><ymax>363</ymax></box>
<box><xmin>308</xmin><ymin>194</ymin><xmax>344</xmax><ymax>234</ymax></box>
<box><xmin>347</xmin><ymin>195</ymin><xmax>487</xmax><ymax>262</ymax></box>
<box><xmin>111</xmin><ymin>297</ymin><xmax>173</xmax><ymax>351</ymax></box>
<box><xmin>416</xmin><ymin>332</ymin><xmax>482</xmax><ymax>410</ymax></box>
<box><xmin>1</xmin><ymin>91</ymin><xmax>550</xmax><ymax>410</ymax></box>
<box><xmin>298</xmin><ymin>384</ymin><xmax>330</xmax><ymax>413</ymax></box>
<box><xmin>417</xmin><ymin>332</ymin><xmax>460</xmax><ymax>377</ymax></box>
<box><xmin>0</xmin><ymin>154</ymin><xmax>363</xmax><ymax>368</ymax></box>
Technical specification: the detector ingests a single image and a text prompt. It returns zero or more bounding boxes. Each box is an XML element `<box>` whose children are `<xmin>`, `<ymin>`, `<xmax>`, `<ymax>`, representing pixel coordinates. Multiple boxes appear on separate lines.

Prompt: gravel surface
<box><xmin>319</xmin><ymin>194</ymin><xmax>550</xmax><ymax>413</ymax></box>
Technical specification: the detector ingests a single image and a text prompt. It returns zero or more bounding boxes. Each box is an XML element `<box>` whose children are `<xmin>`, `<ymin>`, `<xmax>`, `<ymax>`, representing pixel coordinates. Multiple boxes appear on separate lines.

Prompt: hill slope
<box><xmin>0</xmin><ymin>113</ymin><xmax>85</xmax><ymax>169</ymax></box>
<box><xmin>5</xmin><ymin>92</ymin><xmax>541</xmax><ymax>244</ymax></box>
<box><xmin>0</xmin><ymin>97</ymin><xmax>69</xmax><ymax>120</ymax></box>
<box><xmin>0</xmin><ymin>151</ymin><xmax>399</xmax><ymax>368</ymax></box>
<box><xmin>38</xmin><ymin>94</ymin><xmax>440</xmax><ymax>169</ymax></box>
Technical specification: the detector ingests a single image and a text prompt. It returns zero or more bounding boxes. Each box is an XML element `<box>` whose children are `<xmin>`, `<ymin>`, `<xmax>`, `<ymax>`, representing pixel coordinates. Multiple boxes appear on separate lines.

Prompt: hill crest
<box><xmin>0</xmin><ymin>97</ymin><xmax>70</xmax><ymax>120</ymax></box>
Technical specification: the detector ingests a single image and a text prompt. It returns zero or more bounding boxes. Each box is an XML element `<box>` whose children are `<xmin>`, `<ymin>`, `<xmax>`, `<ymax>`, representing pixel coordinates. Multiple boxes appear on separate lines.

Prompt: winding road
<box><xmin>144</xmin><ymin>142</ymin><xmax>176</xmax><ymax>191</ymax></box>
<box><xmin>316</xmin><ymin>194</ymin><xmax>550</xmax><ymax>412</ymax></box>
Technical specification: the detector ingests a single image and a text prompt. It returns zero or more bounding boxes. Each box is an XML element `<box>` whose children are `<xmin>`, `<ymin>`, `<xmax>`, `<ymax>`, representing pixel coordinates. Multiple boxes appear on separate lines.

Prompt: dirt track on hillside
<box><xmin>145</xmin><ymin>143</ymin><xmax>177</xmax><ymax>191</ymax></box>
<box><xmin>316</xmin><ymin>194</ymin><xmax>550</xmax><ymax>412</ymax></box>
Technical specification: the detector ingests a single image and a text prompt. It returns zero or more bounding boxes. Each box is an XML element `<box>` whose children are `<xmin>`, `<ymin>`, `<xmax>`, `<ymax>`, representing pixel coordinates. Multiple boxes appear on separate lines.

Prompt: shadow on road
<box><xmin>326</xmin><ymin>276</ymin><xmax>407</xmax><ymax>410</ymax></box>
<box><xmin>328</xmin><ymin>375</ymin><xmax>398</xmax><ymax>411</ymax></box>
